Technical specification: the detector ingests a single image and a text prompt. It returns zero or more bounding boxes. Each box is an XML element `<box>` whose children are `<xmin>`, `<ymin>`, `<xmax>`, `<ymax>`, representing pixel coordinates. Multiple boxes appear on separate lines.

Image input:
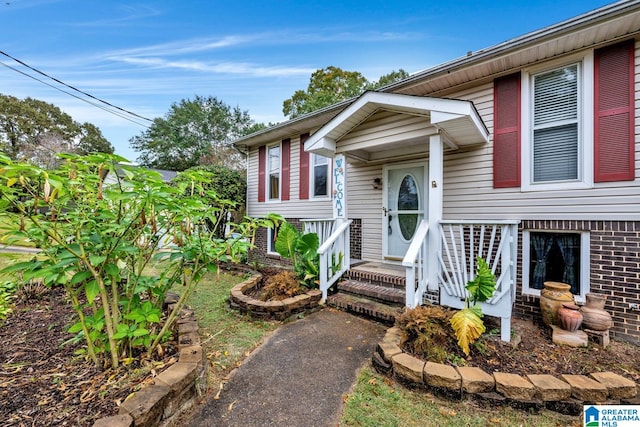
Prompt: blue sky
<box><xmin>1</xmin><ymin>0</ymin><xmax>616</xmax><ymax>162</ymax></box>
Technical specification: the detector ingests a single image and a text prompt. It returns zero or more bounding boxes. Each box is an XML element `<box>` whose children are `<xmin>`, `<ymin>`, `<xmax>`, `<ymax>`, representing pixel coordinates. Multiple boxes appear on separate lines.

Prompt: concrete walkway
<box><xmin>187</xmin><ymin>309</ymin><xmax>386</xmax><ymax>427</ymax></box>
<box><xmin>0</xmin><ymin>245</ymin><xmax>40</xmax><ymax>254</ymax></box>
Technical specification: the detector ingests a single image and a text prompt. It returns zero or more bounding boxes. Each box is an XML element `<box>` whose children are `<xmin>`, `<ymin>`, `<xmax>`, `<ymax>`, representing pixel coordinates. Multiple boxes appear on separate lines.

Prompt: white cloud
<box><xmin>107</xmin><ymin>56</ymin><xmax>315</xmax><ymax>77</ymax></box>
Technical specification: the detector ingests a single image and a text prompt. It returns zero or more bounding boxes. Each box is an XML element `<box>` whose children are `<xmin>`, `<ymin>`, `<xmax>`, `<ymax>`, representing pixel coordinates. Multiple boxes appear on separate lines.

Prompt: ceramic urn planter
<box><xmin>580</xmin><ymin>293</ymin><xmax>613</xmax><ymax>331</ymax></box>
<box><xmin>557</xmin><ymin>303</ymin><xmax>583</xmax><ymax>332</ymax></box>
<box><xmin>540</xmin><ymin>281</ymin><xmax>574</xmax><ymax>326</ymax></box>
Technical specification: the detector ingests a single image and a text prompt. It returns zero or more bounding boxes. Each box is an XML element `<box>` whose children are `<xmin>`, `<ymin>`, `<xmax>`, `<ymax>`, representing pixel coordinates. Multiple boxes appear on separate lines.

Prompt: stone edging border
<box><xmin>228</xmin><ymin>269</ymin><xmax>323</xmax><ymax>320</ymax></box>
<box><xmin>373</xmin><ymin>326</ymin><xmax>640</xmax><ymax>415</ymax></box>
<box><xmin>92</xmin><ymin>301</ymin><xmax>205</xmax><ymax>427</ymax></box>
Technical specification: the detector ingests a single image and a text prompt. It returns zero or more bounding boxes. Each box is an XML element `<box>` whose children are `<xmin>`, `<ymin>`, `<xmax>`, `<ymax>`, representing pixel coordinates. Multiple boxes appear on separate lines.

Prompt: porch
<box><xmin>299</xmin><ymin>91</ymin><xmax>518</xmax><ymax>341</ymax></box>
<box><xmin>304</xmin><ymin>218</ymin><xmax>519</xmax><ymax>342</ymax></box>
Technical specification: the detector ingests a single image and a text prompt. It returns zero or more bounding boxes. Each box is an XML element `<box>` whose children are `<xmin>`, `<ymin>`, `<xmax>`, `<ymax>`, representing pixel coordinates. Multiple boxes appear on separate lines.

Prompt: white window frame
<box><xmin>267</xmin><ymin>225</ymin><xmax>279</xmax><ymax>256</ymax></box>
<box><xmin>310</xmin><ymin>153</ymin><xmax>331</xmax><ymax>199</ymax></box>
<box><xmin>266</xmin><ymin>143</ymin><xmax>281</xmax><ymax>202</ymax></box>
<box><xmin>521</xmin><ymin>52</ymin><xmax>594</xmax><ymax>192</ymax></box>
<box><xmin>522</xmin><ymin>229</ymin><xmax>590</xmax><ymax>303</ymax></box>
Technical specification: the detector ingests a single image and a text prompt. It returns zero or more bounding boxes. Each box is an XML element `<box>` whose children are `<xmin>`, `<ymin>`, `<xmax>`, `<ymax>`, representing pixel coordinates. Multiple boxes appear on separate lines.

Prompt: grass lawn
<box><xmin>0</xmin><ymin>214</ymin><xmax>35</xmax><ymax>247</ymax></box>
<box><xmin>0</xmin><ymin>252</ymin><xmax>34</xmax><ymax>275</ymax></box>
<box><xmin>340</xmin><ymin>366</ymin><xmax>581</xmax><ymax>427</ymax></box>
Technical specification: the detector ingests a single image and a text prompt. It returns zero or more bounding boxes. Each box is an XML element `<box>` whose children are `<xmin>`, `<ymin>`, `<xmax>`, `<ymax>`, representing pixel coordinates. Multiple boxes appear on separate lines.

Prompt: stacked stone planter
<box><xmin>373</xmin><ymin>326</ymin><xmax>639</xmax><ymax>415</ymax></box>
<box><xmin>228</xmin><ymin>270</ymin><xmax>323</xmax><ymax>321</ymax></box>
<box><xmin>92</xmin><ymin>305</ymin><xmax>206</xmax><ymax>427</ymax></box>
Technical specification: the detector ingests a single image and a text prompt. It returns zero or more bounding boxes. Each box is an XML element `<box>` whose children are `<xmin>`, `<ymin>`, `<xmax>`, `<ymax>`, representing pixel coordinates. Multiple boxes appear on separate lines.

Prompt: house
<box><xmin>234</xmin><ymin>0</ymin><xmax>640</xmax><ymax>343</ymax></box>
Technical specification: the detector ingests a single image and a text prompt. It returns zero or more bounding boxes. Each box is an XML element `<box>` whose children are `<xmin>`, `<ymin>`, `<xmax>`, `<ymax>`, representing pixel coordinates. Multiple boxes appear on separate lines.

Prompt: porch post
<box><xmin>428</xmin><ymin>134</ymin><xmax>443</xmax><ymax>291</ymax></box>
<box><xmin>332</xmin><ymin>154</ymin><xmax>347</xmax><ymax>224</ymax></box>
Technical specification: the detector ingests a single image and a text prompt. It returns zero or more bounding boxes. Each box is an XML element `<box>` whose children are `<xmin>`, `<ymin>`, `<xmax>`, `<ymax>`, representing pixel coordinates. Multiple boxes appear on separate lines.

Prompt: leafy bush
<box><xmin>450</xmin><ymin>258</ymin><xmax>497</xmax><ymax>355</ymax></box>
<box><xmin>397</xmin><ymin>305</ymin><xmax>453</xmax><ymax>363</ymax></box>
<box><xmin>274</xmin><ymin>220</ymin><xmax>319</xmax><ymax>287</ymax></box>
<box><xmin>0</xmin><ymin>152</ymin><xmax>266</xmax><ymax>368</ymax></box>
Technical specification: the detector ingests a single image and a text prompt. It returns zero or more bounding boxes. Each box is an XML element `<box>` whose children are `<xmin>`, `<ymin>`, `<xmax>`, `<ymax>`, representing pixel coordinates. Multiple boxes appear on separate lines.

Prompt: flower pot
<box><xmin>580</xmin><ymin>293</ymin><xmax>612</xmax><ymax>331</ymax></box>
<box><xmin>558</xmin><ymin>303</ymin><xmax>583</xmax><ymax>332</ymax></box>
<box><xmin>540</xmin><ymin>281</ymin><xmax>574</xmax><ymax>326</ymax></box>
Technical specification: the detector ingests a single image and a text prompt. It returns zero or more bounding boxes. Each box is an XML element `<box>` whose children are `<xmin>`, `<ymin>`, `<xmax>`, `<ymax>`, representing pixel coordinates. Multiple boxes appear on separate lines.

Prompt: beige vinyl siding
<box><xmin>346</xmin><ymin>162</ymin><xmax>385</xmax><ymax>261</ymax></box>
<box><xmin>441</xmin><ymin>44</ymin><xmax>640</xmax><ymax>221</ymax></box>
<box><xmin>337</xmin><ymin>111</ymin><xmax>432</xmax><ymax>154</ymax></box>
<box><xmin>246</xmin><ymin>136</ymin><xmax>333</xmax><ymax>219</ymax></box>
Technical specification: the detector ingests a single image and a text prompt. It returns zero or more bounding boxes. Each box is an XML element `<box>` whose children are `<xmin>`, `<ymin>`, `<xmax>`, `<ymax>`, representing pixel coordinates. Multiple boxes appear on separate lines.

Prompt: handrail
<box><xmin>318</xmin><ymin>220</ymin><xmax>351</xmax><ymax>254</ymax></box>
<box><xmin>317</xmin><ymin>219</ymin><xmax>353</xmax><ymax>301</ymax></box>
<box><xmin>440</xmin><ymin>219</ymin><xmax>520</xmax><ymax>225</ymax></box>
<box><xmin>403</xmin><ymin>219</ymin><xmax>429</xmax><ymax>308</ymax></box>
<box><xmin>402</xmin><ymin>220</ymin><xmax>430</xmax><ymax>267</ymax></box>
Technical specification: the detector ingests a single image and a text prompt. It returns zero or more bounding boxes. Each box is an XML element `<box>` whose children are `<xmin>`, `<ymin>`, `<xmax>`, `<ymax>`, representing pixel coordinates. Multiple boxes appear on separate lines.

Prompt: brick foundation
<box><xmin>515</xmin><ymin>220</ymin><xmax>640</xmax><ymax>343</ymax></box>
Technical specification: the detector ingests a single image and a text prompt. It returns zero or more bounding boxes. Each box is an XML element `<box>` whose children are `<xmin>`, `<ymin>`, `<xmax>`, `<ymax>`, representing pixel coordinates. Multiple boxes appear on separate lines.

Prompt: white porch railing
<box><xmin>402</xmin><ymin>220</ymin><xmax>430</xmax><ymax>309</ymax></box>
<box><xmin>437</xmin><ymin>220</ymin><xmax>519</xmax><ymax>342</ymax></box>
<box><xmin>315</xmin><ymin>219</ymin><xmax>352</xmax><ymax>301</ymax></box>
<box><xmin>301</xmin><ymin>218</ymin><xmax>335</xmax><ymax>242</ymax></box>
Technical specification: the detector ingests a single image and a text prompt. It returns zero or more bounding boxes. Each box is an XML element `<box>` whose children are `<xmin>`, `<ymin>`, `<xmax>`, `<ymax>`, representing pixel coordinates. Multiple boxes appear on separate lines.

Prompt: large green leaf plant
<box><xmin>274</xmin><ymin>220</ymin><xmax>319</xmax><ymax>287</ymax></box>
<box><xmin>450</xmin><ymin>258</ymin><xmax>497</xmax><ymax>355</ymax></box>
<box><xmin>0</xmin><ymin>152</ymin><xmax>263</xmax><ymax>369</ymax></box>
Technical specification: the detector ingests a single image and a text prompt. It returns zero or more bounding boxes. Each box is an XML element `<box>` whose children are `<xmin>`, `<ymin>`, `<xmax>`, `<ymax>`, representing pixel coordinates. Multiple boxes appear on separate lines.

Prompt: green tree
<box><xmin>283</xmin><ymin>67</ymin><xmax>368</xmax><ymax>119</ymax></box>
<box><xmin>173</xmin><ymin>164</ymin><xmax>247</xmax><ymax>238</ymax></box>
<box><xmin>282</xmin><ymin>67</ymin><xmax>410</xmax><ymax>119</ymax></box>
<box><xmin>130</xmin><ymin>95</ymin><xmax>262</xmax><ymax>172</ymax></box>
<box><xmin>0</xmin><ymin>94</ymin><xmax>113</xmax><ymax>167</ymax></box>
<box><xmin>366</xmin><ymin>69</ymin><xmax>410</xmax><ymax>90</ymax></box>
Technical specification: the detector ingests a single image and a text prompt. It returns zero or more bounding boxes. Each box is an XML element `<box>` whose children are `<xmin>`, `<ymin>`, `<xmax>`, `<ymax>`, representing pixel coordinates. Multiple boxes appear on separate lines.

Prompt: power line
<box><xmin>0</xmin><ymin>60</ymin><xmax>151</xmax><ymax>128</ymax></box>
<box><xmin>0</xmin><ymin>49</ymin><xmax>154</xmax><ymax>126</ymax></box>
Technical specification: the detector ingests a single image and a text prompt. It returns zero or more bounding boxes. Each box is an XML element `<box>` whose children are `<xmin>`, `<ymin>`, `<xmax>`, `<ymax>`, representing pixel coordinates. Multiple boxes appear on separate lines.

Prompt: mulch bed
<box><xmin>409</xmin><ymin>314</ymin><xmax>640</xmax><ymax>381</ymax></box>
<box><xmin>0</xmin><ymin>286</ymin><xmax>178</xmax><ymax>426</ymax></box>
<box><xmin>2</xmin><ymin>281</ymin><xmax>638</xmax><ymax>426</ymax></box>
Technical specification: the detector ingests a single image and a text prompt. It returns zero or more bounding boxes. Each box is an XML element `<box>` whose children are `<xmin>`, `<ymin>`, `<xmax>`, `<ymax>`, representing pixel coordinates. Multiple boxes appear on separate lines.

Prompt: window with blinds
<box><xmin>532</xmin><ymin>64</ymin><xmax>580</xmax><ymax>183</ymax></box>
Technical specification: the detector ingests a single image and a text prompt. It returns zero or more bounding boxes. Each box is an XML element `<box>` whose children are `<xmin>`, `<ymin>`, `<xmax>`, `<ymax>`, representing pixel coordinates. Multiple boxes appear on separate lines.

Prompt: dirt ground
<box><xmin>0</xmin><ymin>286</ymin><xmax>178</xmax><ymax>426</ymax></box>
<box><xmin>1</xmin><ymin>285</ymin><xmax>639</xmax><ymax>426</ymax></box>
<box><xmin>447</xmin><ymin>315</ymin><xmax>640</xmax><ymax>381</ymax></box>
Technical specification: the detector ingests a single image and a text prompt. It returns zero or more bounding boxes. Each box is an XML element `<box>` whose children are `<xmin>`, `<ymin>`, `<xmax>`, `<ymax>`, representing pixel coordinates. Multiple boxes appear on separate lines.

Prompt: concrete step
<box><xmin>337</xmin><ymin>280</ymin><xmax>405</xmax><ymax>305</ymax></box>
<box><xmin>327</xmin><ymin>292</ymin><xmax>404</xmax><ymax>325</ymax></box>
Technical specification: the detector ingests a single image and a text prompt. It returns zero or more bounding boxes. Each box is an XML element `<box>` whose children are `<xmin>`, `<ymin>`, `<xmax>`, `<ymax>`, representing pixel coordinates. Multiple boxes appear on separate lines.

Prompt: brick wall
<box><xmin>248</xmin><ymin>217</ymin><xmax>362</xmax><ymax>268</ymax></box>
<box><xmin>350</xmin><ymin>218</ymin><xmax>362</xmax><ymax>260</ymax></box>
<box><xmin>514</xmin><ymin>220</ymin><xmax>640</xmax><ymax>343</ymax></box>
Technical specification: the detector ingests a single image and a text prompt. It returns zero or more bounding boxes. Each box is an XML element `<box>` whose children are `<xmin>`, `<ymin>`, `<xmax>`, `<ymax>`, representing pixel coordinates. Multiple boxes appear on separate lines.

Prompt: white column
<box><xmin>332</xmin><ymin>154</ymin><xmax>347</xmax><ymax>224</ymax></box>
<box><xmin>428</xmin><ymin>134</ymin><xmax>443</xmax><ymax>291</ymax></box>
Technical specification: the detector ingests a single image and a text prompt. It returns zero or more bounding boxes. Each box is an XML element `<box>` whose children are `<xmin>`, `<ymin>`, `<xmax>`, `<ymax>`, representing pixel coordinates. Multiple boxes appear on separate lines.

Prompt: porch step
<box><xmin>337</xmin><ymin>280</ymin><xmax>405</xmax><ymax>305</ymax></box>
<box><xmin>327</xmin><ymin>292</ymin><xmax>404</xmax><ymax>325</ymax></box>
<box><xmin>345</xmin><ymin>263</ymin><xmax>406</xmax><ymax>290</ymax></box>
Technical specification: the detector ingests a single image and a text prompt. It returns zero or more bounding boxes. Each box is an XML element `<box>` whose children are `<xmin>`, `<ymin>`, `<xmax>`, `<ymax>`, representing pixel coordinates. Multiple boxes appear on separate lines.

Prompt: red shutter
<box><xmin>595</xmin><ymin>40</ymin><xmax>635</xmax><ymax>182</ymax></box>
<box><xmin>257</xmin><ymin>145</ymin><xmax>266</xmax><ymax>202</ymax></box>
<box><xmin>281</xmin><ymin>138</ymin><xmax>291</xmax><ymax>201</ymax></box>
<box><xmin>299</xmin><ymin>133</ymin><xmax>310</xmax><ymax>200</ymax></box>
<box><xmin>493</xmin><ymin>73</ymin><xmax>521</xmax><ymax>188</ymax></box>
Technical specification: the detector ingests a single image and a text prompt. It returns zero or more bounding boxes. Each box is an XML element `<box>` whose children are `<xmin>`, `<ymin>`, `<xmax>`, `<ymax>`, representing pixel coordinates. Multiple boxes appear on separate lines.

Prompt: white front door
<box><xmin>383</xmin><ymin>163</ymin><xmax>428</xmax><ymax>259</ymax></box>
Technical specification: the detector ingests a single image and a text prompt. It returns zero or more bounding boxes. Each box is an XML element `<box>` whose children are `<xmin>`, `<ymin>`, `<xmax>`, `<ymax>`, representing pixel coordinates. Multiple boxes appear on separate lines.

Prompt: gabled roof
<box><xmin>304</xmin><ymin>92</ymin><xmax>489</xmax><ymax>158</ymax></box>
<box><xmin>234</xmin><ymin>0</ymin><xmax>640</xmax><ymax>148</ymax></box>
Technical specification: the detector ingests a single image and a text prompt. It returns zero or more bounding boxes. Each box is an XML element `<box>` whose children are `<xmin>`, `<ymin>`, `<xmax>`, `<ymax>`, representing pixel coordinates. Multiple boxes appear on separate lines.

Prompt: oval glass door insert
<box><xmin>397</xmin><ymin>174</ymin><xmax>419</xmax><ymax>240</ymax></box>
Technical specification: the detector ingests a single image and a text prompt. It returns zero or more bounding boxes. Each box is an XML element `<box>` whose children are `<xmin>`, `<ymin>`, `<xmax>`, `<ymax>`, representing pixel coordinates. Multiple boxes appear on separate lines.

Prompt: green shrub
<box><xmin>0</xmin><ymin>152</ymin><xmax>267</xmax><ymax>368</ymax></box>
